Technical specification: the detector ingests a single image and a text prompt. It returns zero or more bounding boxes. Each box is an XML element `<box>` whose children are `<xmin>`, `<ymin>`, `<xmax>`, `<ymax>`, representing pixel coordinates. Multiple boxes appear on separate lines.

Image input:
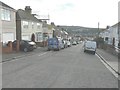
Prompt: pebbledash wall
<box><xmin>0</xmin><ymin>1</ymin><xmax>16</xmax><ymax>53</ymax></box>
<box><xmin>0</xmin><ymin>1</ymin><xmax>16</xmax><ymax>44</ymax></box>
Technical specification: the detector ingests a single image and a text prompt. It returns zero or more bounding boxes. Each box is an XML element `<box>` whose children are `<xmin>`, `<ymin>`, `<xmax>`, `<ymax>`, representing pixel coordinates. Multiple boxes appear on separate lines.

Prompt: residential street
<box><xmin>2</xmin><ymin>43</ymin><xmax>118</xmax><ymax>88</ymax></box>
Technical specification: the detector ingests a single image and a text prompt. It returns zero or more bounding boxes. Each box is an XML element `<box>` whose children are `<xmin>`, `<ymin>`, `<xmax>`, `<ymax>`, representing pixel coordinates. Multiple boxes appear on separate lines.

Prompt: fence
<box><xmin>2</xmin><ymin>40</ymin><xmax>20</xmax><ymax>53</ymax></box>
<box><xmin>2</xmin><ymin>41</ymin><xmax>13</xmax><ymax>53</ymax></box>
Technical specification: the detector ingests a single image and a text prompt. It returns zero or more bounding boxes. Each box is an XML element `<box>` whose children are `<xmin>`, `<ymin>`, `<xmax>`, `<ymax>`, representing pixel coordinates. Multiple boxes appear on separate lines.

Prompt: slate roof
<box><xmin>16</xmin><ymin>9</ymin><xmax>40</xmax><ymax>22</ymax></box>
<box><xmin>0</xmin><ymin>1</ymin><xmax>15</xmax><ymax>10</ymax></box>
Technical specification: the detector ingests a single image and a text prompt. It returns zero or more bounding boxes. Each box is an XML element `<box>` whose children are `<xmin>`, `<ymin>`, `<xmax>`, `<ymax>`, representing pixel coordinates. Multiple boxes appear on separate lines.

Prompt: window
<box><xmin>1</xmin><ymin>9</ymin><xmax>11</xmax><ymax>21</ymax></box>
<box><xmin>37</xmin><ymin>23</ymin><xmax>40</xmax><ymax>29</ymax></box>
<box><xmin>36</xmin><ymin>32</ymin><xmax>42</xmax><ymax>42</ymax></box>
<box><xmin>32</xmin><ymin>22</ymin><xmax>34</xmax><ymax>29</ymax></box>
<box><xmin>23</xmin><ymin>21</ymin><xmax>29</xmax><ymax>29</ymax></box>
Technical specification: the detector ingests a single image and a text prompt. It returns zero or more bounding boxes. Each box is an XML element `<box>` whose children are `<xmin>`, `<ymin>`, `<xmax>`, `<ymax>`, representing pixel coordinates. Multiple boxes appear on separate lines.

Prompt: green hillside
<box><xmin>58</xmin><ymin>25</ymin><xmax>104</xmax><ymax>37</ymax></box>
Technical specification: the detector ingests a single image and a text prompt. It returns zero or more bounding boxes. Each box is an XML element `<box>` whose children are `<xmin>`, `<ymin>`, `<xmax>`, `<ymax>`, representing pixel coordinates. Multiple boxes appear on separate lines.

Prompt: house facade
<box><xmin>108</xmin><ymin>23</ymin><xmax>119</xmax><ymax>48</ymax></box>
<box><xmin>42</xmin><ymin>22</ymin><xmax>54</xmax><ymax>41</ymax></box>
<box><xmin>16</xmin><ymin>6</ymin><xmax>43</xmax><ymax>43</ymax></box>
<box><xmin>99</xmin><ymin>30</ymin><xmax>110</xmax><ymax>44</ymax></box>
<box><xmin>118</xmin><ymin>22</ymin><xmax>120</xmax><ymax>45</ymax></box>
<box><xmin>99</xmin><ymin>23</ymin><xmax>119</xmax><ymax>48</ymax></box>
<box><xmin>0</xmin><ymin>1</ymin><xmax>16</xmax><ymax>45</ymax></box>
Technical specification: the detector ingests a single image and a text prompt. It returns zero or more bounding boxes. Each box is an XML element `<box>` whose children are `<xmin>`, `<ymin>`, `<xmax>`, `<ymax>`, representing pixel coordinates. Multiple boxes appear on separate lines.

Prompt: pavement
<box><xmin>2</xmin><ymin>47</ymin><xmax>47</xmax><ymax>62</ymax></box>
<box><xmin>96</xmin><ymin>49</ymin><xmax>119</xmax><ymax>76</ymax></box>
<box><xmin>2</xmin><ymin>45</ymin><xmax>119</xmax><ymax>76</ymax></box>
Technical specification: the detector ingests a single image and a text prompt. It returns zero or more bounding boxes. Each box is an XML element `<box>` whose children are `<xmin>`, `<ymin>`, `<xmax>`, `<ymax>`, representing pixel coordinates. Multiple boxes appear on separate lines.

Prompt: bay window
<box><xmin>1</xmin><ymin>9</ymin><xmax>11</xmax><ymax>21</ymax></box>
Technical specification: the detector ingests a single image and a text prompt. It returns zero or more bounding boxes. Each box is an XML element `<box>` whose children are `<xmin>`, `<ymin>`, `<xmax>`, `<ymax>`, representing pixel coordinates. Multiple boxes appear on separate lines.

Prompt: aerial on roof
<box><xmin>0</xmin><ymin>1</ymin><xmax>15</xmax><ymax>10</ymax></box>
<box><xmin>16</xmin><ymin>9</ymin><xmax>40</xmax><ymax>22</ymax></box>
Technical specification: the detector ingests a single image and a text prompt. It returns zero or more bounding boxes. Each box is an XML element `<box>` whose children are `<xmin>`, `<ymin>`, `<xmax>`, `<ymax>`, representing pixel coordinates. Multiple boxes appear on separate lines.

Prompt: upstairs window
<box><xmin>32</xmin><ymin>22</ymin><xmax>34</xmax><ymax>29</ymax></box>
<box><xmin>23</xmin><ymin>21</ymin><xmax>29</xmax><ymax>29</ymax></box>
<box><xmin>1</xmin><ymin>9</ymin><xmax>11</xmax><ymax>21</ymax></box>
<box><xmin>37</xmin><ymin>23</ymin><xmax>41</xmax><ymax>29</ymax></box>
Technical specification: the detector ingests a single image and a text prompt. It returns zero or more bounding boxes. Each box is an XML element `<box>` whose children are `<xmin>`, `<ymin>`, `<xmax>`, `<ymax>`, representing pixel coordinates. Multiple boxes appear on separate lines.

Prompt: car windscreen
<box><xmin>48</xmin><ymin>39</ymin><xmax>58</xmax><ymax>45</ymax></box>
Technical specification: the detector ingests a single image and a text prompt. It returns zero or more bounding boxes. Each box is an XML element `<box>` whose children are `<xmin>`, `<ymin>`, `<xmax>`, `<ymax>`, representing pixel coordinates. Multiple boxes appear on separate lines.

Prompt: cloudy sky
<box><xmin>1</xmin><ymin>0</ymin><xmax>120</xmax><ymax>28</ymax></box>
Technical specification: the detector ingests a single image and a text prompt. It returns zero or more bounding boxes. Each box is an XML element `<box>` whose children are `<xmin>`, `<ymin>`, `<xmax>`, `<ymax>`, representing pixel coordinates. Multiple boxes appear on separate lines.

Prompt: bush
<box><xmin>94</xmin><ymin>37</ymin><xmax>104</xmax><ymax>48</ymax></box>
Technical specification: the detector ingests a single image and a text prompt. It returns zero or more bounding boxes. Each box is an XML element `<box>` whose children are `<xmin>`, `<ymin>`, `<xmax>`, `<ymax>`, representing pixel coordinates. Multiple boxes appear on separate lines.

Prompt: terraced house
<box><xmin>0</xmin><ymin>1</ymin><xmax>16</xmax><ymax>45</ymax></box>
<box><xmin>16</xmin><ymin>6</ymin><xmax>43</xmax><ymax>43</ymax></box>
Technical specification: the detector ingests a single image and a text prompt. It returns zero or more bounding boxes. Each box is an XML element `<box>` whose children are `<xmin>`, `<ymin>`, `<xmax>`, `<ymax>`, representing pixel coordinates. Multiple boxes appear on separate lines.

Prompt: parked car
<box><xmin>66</xmin><ymin>40</ymin><xmax>71</xmax><ymax>47</ymax></box>
<box><xmin>76</xmin><ymin>41</ymin><xmax>80</xmax><ymax>44</ymax></box>
<box><xmin>63</xmin><ymin>40</ymin><xmax>68</xmax><ymax>48</ymax></box>
<box><xmin>80</xmin><ymin>40</ymin><xmax>83</xmax><ymax>44</ymax></box>
<box><xmin>12</xmin><ymin>40</ymin><xmax>36</xmax><ymax>52</ymax></box>
<box><xmin>84</xmin><ymin>40</ymin><xmax>97</xmax><ymax>54</ymax></box>
<box><xmin>29</xmin><ymin>41</ymin><xmax>37</xmax><ymax>49</ymax></box>
<box><xmin>72</xmin><ymin>41</ymin><xmax>77</xmax><ymax>45</ymax></box>
<box><xmin>47</xmin><ymin>37</ymin><xmax>64</xmax><ymax>51</ymax></box>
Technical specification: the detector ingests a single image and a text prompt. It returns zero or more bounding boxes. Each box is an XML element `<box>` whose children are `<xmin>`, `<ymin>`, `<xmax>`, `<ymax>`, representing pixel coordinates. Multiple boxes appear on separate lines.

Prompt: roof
<box><xmin>42</xmin><ymin>22</ymin><xmax>48</xmax><ymax>27</ymax></box>
<box><xmin>112</xmin><ymin>22</ymin><xmax>120</xmax><ymax>27</ymax></box>
<box><xmin>63</xmin><ymin>31</ymin><xmax>68</xmax><ymax>35</ymax></box>
<box><xmin>16</xmin><ymin>9</ymin><xmax>40</xmax><ymax>22</ymax></box>
<box><xmin>0</xmin><ymin>1</ymin><xmax>15</xmax><ymax>10</ymax></box>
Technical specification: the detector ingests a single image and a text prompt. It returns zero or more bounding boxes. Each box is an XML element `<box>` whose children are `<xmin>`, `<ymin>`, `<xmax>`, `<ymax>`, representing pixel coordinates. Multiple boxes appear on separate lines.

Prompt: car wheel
<box><xmin>57</xmin><ymin>47</ymin><xmax>60</xmax><ymax>51</ymax></box>
<box><xmin>84</xmin><ymin>50</ymin><xmax>86</xmax><ymax>52</ymax></box>
<box><xmin>93</xmin><ymin>51</ymin><xmax>95</xmax><ymax>55</ymax></box>
<box><xmin>24</xmin><ymin>48</ymin><xmax>28</xmax><ymax>52</ymax></box>
<box><xmin>47</xmin><ymin>49</ymin><xmax>50</xmax><ymax>51</ymax></box>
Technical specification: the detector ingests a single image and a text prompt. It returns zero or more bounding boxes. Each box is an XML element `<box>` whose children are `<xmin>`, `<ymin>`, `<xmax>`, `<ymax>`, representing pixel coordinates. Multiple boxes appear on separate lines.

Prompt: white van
<box><xmin>84</xmin><ymin>41</ymin><xmax>97</xmax><ymax>54</ymax></box>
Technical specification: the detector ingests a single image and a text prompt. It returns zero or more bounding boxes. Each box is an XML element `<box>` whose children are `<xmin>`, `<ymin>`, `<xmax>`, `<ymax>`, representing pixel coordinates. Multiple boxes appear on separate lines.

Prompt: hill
<box><xmin>58</xmin><ymin>25</ymin><xmax>105</xmax><ymax>37</ymax></box>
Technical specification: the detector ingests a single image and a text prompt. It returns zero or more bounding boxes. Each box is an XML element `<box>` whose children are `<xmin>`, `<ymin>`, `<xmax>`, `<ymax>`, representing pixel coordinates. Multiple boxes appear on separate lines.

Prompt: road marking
<box><xmin>38</xmin><ymin>52</ymin><xmax>48</xmax><ymax>56</ymax></box>
<box><xmin>2</xmin><ymin>52</ymin><xmax>49</xmax><ymax>63</ymax></box>
<box><xmin>96</xmin><ymin>53</ymin><xmax>119</xmax><ymax>79</ymax></box>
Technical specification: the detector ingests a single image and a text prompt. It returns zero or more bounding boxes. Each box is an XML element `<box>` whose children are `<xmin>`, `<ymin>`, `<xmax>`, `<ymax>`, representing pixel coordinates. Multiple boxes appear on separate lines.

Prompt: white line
<box><xmin>38</xmin><ymin>52</ymin><xmax>48</xmax><ymax>56</ymax></box>
<box><xmin>3</xmin><ymin>52</ymin><xmax>48</xmax><ymax>63</ymax></box>
<box><xmin>2</xmin><ymin>52</ymin><xmax>48</xmax><ymax>63</ymax></box>
<box><xmin>96</xmin><ymin>54</ymin><xmax>118</xmax><ymax>78</ymax></box>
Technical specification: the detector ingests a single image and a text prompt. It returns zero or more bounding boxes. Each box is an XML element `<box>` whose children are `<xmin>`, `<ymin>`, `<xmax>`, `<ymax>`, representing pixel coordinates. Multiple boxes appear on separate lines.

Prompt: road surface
<box><xmin>2</xmin><ymin>43</ymin><xmax>118</xmax><ymax>88</ymax></box>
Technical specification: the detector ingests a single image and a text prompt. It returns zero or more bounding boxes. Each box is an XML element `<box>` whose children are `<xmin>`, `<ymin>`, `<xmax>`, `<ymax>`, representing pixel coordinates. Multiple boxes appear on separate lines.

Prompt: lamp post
<box><xmin>53</xmin><ymin>29</ymin><xmax>55</xmax><ymax>38</ymax></box>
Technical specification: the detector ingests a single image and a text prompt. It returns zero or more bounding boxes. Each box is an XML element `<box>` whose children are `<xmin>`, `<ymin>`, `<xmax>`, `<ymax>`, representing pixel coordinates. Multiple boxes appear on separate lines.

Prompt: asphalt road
<box><xmin>2</xmin><ymin>43</ymin><xmax>118</xmax><ymax>88</ymax></box>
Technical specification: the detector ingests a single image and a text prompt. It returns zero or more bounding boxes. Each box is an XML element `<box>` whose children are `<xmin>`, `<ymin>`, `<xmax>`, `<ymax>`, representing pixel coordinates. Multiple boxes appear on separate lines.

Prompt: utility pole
<box><xmin>98</xmin><ymin>22</ymin><xmax>100</xmax><ymax>37</ymax></box>
<box><xmin>98</xmin><ymin>22</ymin><xmax>99</xmax><ymax>30</ymax></box>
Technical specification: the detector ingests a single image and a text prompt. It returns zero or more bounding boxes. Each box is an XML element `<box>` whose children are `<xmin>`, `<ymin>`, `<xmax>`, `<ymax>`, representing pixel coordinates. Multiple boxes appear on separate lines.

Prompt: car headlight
<box><xmin>29</xmin><ymin>42</ymin><xmax>36</xmax><ymax>45</ymax></box>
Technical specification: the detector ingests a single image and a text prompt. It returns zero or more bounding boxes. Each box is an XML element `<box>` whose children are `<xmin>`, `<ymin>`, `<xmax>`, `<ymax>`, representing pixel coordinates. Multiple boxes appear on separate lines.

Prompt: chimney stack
<box><xmin>25</xmin><ymin>6</ymin><xmax>32</xmax><ymax>14</ymax></box>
